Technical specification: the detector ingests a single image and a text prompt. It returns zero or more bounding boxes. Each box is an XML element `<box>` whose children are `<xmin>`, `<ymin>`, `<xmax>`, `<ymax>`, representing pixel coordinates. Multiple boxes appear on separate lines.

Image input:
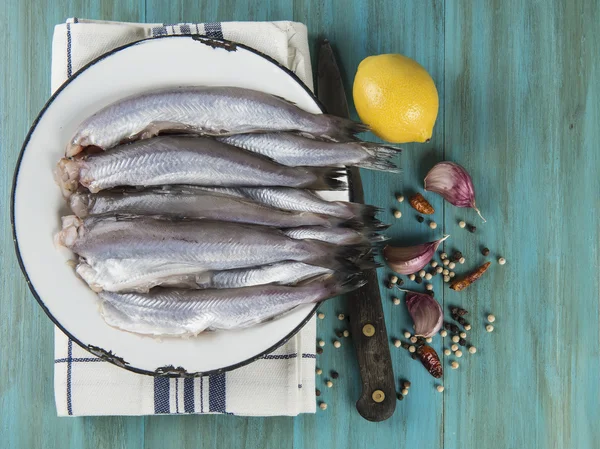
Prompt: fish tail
<box><xmin>367</xmin><ymin>232</ymin><xmax>391</xmax><ymax>244</ymax></box>
<box><xmin>341</xmin><ymin>203</ymin><xmax>389</xmax><ymax>230</ymax></box>
<box><xmin>54</xmin><ymin>215</ymin><xmax>84</xmax><ymax>248</ymax></box>
<box><xmin>54</xmin><ymin>158</ymin><xmax>81</xmax><ymax>198</ymax></box>
<box><xmin>322</xmin><ymin>272</ymin><xmax>368</xmax><ymax>297</ymax></box>
<box><xmin>305</xmin><ymin>242</ymin><xmax>377</xmax><ymax>271</ymax></box>
<box><xmin>306</xmin><ymin>167</ymin><xmax>347</xmax><ymax>190</ymax></box>
<box><xmin>356</xmin><ymin>142</ymin><xmax>402</xmax><ymax>172</ymax></box>
<box><xmin>321</xmin><ymin>115</ymin><xmax>370</xmax><ymax>141</ymax></box>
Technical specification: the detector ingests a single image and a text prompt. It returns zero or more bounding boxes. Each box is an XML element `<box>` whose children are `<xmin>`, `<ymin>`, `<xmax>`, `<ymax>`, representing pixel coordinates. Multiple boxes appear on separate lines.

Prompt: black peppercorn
<box><xmin>451</xmin><ymin>306</ymin><xmax>468</xmax><ymax>316</ymax></box>
<box><xmin>417</xmin><ymin>215</ymin><xmax>424</xmax><ymax>223</ymax></box>
<box><xmin>397</xmin><ymin>393</ymin><xmax>404</xmax><ymax>400</ymax></box>
<box><xmin>415</xmin><ymin>276</ymin><xmax>423</xmax><ymax>284</ymax></box>
<box><xmin>426</xmin><ymin>290</ymin><xmax>435</xmax><ymax>296</ymax></box>
<box><xmin>397</xmin><ymin>278</ymin><xmax>405</xmax><ymax>286</ymax></box>
<box><xmin>482</xmin><ymin>247</ymin><xmax>490</xmax><ymax>256</ymax></box>
<box><xmin>411</xmin><ymin>353</ymin><xmax>418</xmax><ymax>360</ymax></box>
<box><xmin>335</xmin><ymin>330</ymin><xmax>343</xmax><ymax>338</ymax></box>
<box><xmin>452</xmin><ymin>314</ymin><xmax>470</xmax><ymax>328</ymax></box>
<box><xmin>444</xmin><ymin>322</ymin><xmax>461</xmax><ymax>334</ymax></box>
<box><xmin>316</xmin><ymin>347</ymin><xmax>323</xmax><ymax>354</ymax></box>
<box><xmin>452</xmin><ymin>251</ymin><xmax>463</xmax><ymax>262</ymax></box>
<box><xmin>459</xmin><ymin>338</ymin><xmax>467</xmax><ymax>346</ymax></box>
<box><xmin>315</xmin><ymin>389</ymin><xmax>321</xmax><ymax>396</ymax></box>
<box><xmin>467</xmin><ymin>224</ymin><xmax>477</xmax><ymax>233</ymax></box>
<box><xmin>386</xmin><ymin>282</ymin><xmax>394</xmax><ymax>289</ymax></box>
<box><xmin>416</xmin><ymin>336</ymin><xmax>426</xmax><ymax>346</ymax></box>
<box><xmin>401</xmin><ymin>342</ymin><xmax>411</xmax><ymax>350</ymax></box>
<box><xmin>331</xmin><ymin>371</ymin><xmax>339</xmax><ymax>379</ymax></box>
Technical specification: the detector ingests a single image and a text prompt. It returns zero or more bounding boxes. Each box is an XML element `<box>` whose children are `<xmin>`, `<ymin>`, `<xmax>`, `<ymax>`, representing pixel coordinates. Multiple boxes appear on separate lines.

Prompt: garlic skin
<box><xmin>424</xmin><ymin>161</ymin><xmax>486</xmax><ymax>222</ymax></box>
<box><xmin>404</xmin><ymin>291</ymin><xmax>444</xmax><ymax>338</ymax></box>
<box><xmin>384</xmin><ymin>235</ymin><xmax>449</xmax><ymax>275</ymax></box>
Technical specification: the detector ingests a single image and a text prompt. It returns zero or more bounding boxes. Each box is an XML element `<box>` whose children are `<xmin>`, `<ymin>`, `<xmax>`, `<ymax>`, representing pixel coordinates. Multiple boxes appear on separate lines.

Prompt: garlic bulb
<box><xmin>424</xmin><ymin>161</ymin><xmax>486</xmax><ymax>222</ymax></box>
<box><xmin>383</xmin><ymin>235</ymin><xmax>449</xmax><ymax>275</ymax></box>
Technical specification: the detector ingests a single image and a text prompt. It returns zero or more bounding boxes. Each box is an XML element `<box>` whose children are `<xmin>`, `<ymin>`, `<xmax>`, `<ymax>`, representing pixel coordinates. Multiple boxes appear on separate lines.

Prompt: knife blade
<box><xmin>317</xmin><ymin>40</ymin><xmax>396</xmax><ymax>422</ymax></box>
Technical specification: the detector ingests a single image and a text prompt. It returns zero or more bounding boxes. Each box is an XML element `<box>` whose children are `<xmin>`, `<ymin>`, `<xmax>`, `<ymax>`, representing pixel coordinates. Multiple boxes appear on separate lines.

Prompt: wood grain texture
<box><xmin>0</xmin><ymin>0</ymin><xmax>598</xmax><ymax>448</ymax></box>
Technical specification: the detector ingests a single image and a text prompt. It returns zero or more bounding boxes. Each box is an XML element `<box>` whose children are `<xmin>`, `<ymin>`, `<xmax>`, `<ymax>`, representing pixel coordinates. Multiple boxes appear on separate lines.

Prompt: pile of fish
<box><xmin>54</xmin><ymin>86</ymin><xmax>399</xmax><ymax>337</ymax></box>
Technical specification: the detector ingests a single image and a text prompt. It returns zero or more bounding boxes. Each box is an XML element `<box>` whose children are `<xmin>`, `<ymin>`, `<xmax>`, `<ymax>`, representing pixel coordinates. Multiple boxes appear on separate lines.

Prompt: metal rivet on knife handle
<box><xmin>371</xmin><ymin>390</ymin><xmax>385</xmax><ymax>403</ymax></box>
<box><xmin>362</xmin><ymin>324</ymin><xmax>375</xmax><ymax>337</ymax></box>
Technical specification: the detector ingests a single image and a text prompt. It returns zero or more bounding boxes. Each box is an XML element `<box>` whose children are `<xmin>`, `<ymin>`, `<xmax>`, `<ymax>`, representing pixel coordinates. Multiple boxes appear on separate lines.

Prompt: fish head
<box><xmin>54</xmin><ymin>158</ymin><xmax>82</xmax><ymax>198</ymax></box>
<box><xmin>69</xmin><ymin>192</ymin><xmax>91</xmax><ymax>218</ymax></box>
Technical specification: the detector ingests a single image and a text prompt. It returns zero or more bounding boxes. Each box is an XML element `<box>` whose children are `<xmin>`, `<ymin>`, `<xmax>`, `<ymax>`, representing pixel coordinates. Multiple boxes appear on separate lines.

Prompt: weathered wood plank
<box><xmin>443</xmin><ymin>1</ymin><xmax>600</xmax><ymax>448</ymax></box>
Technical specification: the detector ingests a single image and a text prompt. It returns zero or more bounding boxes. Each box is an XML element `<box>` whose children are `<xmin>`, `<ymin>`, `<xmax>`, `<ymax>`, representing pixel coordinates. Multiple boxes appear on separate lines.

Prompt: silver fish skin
<box><xmin>69</xmin><ymin>188</ymin><xmax>338</xmax><ymax>228</ymax></box>
<box><xmin>197</xmin><ymin>262</ymin><xmax>333</xmax><ymax>289</ymax></box>
<box><xmin>218</xmin><ymin>133</ymin><xmax>400</xmax><ymax>171</ymax></box>
<box><xmin>67</xmin><ymin>86</ymin><xmax>368</xmax><ymax>156</ymax></box>
<box><xmin>56</xmin><ymin>136</ymin><xmax>345</xmax><ymax>198</ymax></box>
<box><xmin>56</xmin><ymin>215</ymin><xmax>366</xmax><ymax>292</ymax></box>
<box><xmin>208</xmin><ymin>187</ymin><xmax>386</xmax><ymax>229</ymax></box>
<box><xmin>282</xmin><ymin>226</ymin><xmax>389</xmax><ymax>246</ymax></box>
<box><xmin>98</xmin><ymin>273</ymin><xmax>367</xmax><ymax>336</ymax></box>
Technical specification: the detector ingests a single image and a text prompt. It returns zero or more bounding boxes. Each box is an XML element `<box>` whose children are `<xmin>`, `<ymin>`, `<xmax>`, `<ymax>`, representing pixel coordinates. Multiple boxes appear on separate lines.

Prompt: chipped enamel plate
<box><xmin>12</xmin><ymin>35</ymin><xmax>348</xmax><ymax>376</ymax></box>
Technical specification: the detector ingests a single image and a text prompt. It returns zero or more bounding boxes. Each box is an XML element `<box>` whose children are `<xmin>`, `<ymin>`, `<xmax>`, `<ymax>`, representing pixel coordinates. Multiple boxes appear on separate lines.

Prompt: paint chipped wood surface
<box><xmin>0</xmin><ymin>0</ymin><xmax>598</xmax><ymax>448</ymax></box>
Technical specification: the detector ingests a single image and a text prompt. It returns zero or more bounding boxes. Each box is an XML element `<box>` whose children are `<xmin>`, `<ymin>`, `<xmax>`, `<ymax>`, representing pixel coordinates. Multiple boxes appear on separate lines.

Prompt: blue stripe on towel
<box><xmin>204</xmin><ymin>22</ymin><xmax>224</xmax><ymax>39</ymax></box>
<box><xmin>184</xmin><ymin>378</ymin><xmax>194</xmax><ymax>413</ymax></box>
<box><xmin>67</xmin><ymin>339</ymin><xmax>73</xmax><ymax>415</ymax></box>
<box><xmin>66</xmin><ymin>23</ymin><xmax>73</xmax><ymax>78</ymax></box>
<box><xmin>55</xmin><ymin>357</ymin><xmax>105</xmax><ymax>363</ymax></box>
<box><xmin>209</xmin><ymin>373</ymin><xmax>226</xmax><ymax>413</ymax></box>
<box><xmin>154</xmin><ymin>377</ymin><xmax>170</xmax><ymax>414</ymax></box>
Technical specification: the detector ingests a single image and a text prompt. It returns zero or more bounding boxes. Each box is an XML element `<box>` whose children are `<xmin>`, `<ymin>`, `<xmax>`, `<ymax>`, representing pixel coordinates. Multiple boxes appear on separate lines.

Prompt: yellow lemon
<box><xmin>353</xmin><ymin>54</ymin><xmax>439</xmax><ymax>143</ymax></box>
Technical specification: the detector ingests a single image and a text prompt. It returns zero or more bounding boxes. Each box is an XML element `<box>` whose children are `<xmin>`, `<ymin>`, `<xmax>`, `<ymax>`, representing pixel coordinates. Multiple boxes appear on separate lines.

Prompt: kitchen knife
<box><xmin>317</xmin><ymin>40</ymin><xmax>396</xmax><ymax>422</ymax></box>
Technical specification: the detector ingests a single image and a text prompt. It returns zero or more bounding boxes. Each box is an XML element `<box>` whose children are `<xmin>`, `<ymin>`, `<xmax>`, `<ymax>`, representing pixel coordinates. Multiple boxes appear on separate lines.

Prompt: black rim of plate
<box><xmin>10</xmin><ymin>34</ymin><xmax>330</xmax><ymax>378</ymax></box>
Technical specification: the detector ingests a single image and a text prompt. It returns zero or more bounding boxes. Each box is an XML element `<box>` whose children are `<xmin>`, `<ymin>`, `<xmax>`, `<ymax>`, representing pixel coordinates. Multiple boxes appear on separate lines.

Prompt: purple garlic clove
<box><xmin>383</xmin><ymin>235</ymin><xmax>449</xmax><ymax>275</ymax></box>
<box><xmin>424</xmin><ymin>161</ymin><xmax>486</xmax><ymax>222</ymax></box>
<box><xmin>405</xmin><ymin>291</ymin><xmax>444</xmax><ymax>338</ymax></box>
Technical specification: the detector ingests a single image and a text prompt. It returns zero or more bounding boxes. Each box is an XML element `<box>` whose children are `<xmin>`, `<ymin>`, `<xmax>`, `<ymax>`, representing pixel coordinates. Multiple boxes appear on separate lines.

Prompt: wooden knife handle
<box><xmin>347</xmin><ymin>268</ymin><xmax>396</xmax><ymax>421</ymax></box>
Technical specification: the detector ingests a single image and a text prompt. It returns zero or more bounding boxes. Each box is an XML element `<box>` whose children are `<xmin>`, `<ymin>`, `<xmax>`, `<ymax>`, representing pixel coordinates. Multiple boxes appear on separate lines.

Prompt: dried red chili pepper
<box><xmin>450</xmin><ymin>262</ymin><xmax>491</xmax><ymax>291</ymax></box>
<box><xmin>409</xmin><ymin>193</ymin><xmax>435</xmax><ymax>215</ymax></box>
<box><xmin>416</xmin><ymin>345</ymin><xmax>443</xmax><ymax>378</ymax></box>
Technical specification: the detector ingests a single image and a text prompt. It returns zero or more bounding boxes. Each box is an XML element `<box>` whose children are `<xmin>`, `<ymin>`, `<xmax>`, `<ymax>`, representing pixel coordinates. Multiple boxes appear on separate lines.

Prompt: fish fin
<box><xmin>321</xmin><ymin>115</ymin><xmax>370</xmax><ymax>141</ymax></box>
<box><xmin>355</xmin><ymin>142</ymin><xmax>402</xmax><ymax>172</ymax></box>
<box><xmin>131</xmin><ymin>121</ymin><xmax>196</xmax><ymax>140</ymax></box>
<box><xmin>305</xmin><ymin>167</ymin><xmax>347</xmax><ymax>190</ymax></box>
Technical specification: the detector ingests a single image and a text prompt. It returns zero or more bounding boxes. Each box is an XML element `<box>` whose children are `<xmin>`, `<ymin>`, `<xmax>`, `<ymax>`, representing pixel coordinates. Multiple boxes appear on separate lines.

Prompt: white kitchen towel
<box><xmin>51</xmin><ymin>18</ymin><xmax>316</xmax><ymax>417</ymax></box>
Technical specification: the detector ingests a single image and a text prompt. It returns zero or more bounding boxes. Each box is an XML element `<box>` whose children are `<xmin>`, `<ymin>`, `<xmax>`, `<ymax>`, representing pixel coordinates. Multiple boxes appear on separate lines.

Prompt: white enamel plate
<box><xmin>12</xmin><ymin>35</ymin><xmax>348</xmax><ymax>376</ymax></box>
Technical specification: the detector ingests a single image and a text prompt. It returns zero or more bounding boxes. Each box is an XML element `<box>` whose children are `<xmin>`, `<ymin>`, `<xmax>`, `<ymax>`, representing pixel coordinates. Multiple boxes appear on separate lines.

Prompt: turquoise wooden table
<box><xmin>1</xmin><ymin>1</ymin><xmax>598</xmax><ymax>448</ymax></box>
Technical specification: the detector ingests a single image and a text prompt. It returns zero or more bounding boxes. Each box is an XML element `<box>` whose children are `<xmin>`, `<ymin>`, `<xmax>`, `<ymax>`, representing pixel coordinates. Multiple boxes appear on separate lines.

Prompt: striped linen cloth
<box><xmin>51</xmin><ymin>18</ymin><xmax>316</xmax><ymax>417</ymax></box>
